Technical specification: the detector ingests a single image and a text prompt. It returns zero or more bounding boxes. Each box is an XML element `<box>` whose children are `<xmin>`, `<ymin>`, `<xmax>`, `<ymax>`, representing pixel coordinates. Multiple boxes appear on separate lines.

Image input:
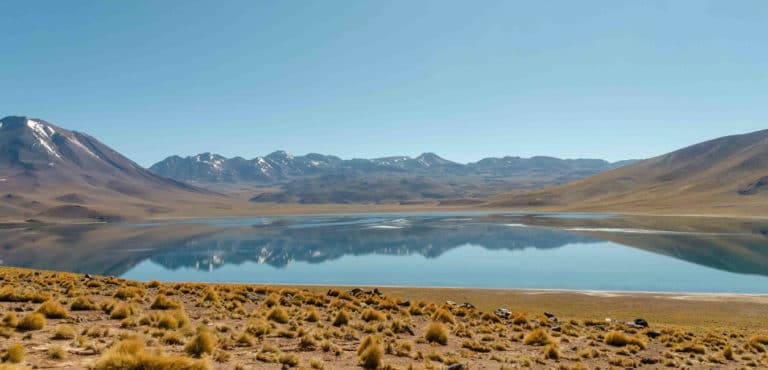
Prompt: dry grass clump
<box><xmin>151</xmin><ymin>294</ymin><xmax>181</xmax><ymax>310</ymax></box>
<box><xmin>16</xmin><ymin>312</ymin><xmax>45</xmax><ymax>331</ymax></box>
<box><xmin>279</xmin><ymin>353</ymin><xmax>300</xmax><ymax>367</ymax></box>
<box><xmin>94</xmin><ymin>338</ymin><xmax>210</xmax><ymax>370</ymax></box>
<box><xmin>52</xmin><ymin>325</ymin><xmax>77</xmax><ymax>340</ymax></box>
<box><xmin>71</xmin><ymin>296</ymin><xmax>99</xmax><ymax>311</ymax></box>
<box><xmin>542</xmin><ymin>343</ymin><xmax>560</xmax><ymax>360</ymax></box>
<box><xmin>523</xmin><ymin>328</ymin><xmax>554</xmax><ymax>346</ymax></box>
<box><xmin>113</xmin><ymin>287</ymin><xmax>143</xmax><ymax>300</ymax></box>
<box><xmin>333</xmin><ymin>310</ymin><xmax>349</xmax><ymax>327</ymax></box>
<box><xmin>604</xmin><ymin>331</ymin><xmax>647</xmax><ymax>349</ymax></box>
<box><xmin>747</xmin><ymin>334</ymin><xmax>768</xmax><ymax>352</ymax></box>
<box><xmin>267</xmin><ymin>307</ymin><xmax>290</xmax><ymax>324</ymax></box>
<box><xmin>462</xmin><ymin>339</ymin><xmax>492</xmax><ymax>353</ymax></box>
<box><xmin>425</xmin><ymin>322</ymin><xmax>448</xmax><ymax>345</ymax></box>
<box><xmin>202</xmin><ymin>288</ymin><xmax>219</xmax><ymax>304</ymax></box>
<box><xmin>37</xmin><ymin>300</ymin><xmax>68</xmax><ymax>319</ymax></box>
<box><xmin>305</xmin><ymin>307</ymin><xmax>320</xmax><ymax>322</ymax></box>
<box><xmin>246</xmin><ymin>319</ymin><xmax>272</xmax><ymax>337</ymax></box>
<box><xmin>185</xmin><ymin>326</ymin><xmax>218</xmax><ymax>357</ymax></box>
<box><xmin>109</xmin><ymin>303</ymin><xmax>139</xmax><ymax>320</ymax></box>
<box><xmin>357</xmin><ymin>335</ymin><xmax>384</xmax><ymax>369</ymax></box>
<box><xmin>1</xmin><ymin>312</ymin><xmax>17</xmax><ymax>327</ymax></box>
<box><xmin>48</xmin><ymin>344</ymin><xmax>67</xmax><ymax>360</ymax></box>
<box><xmin>431</xmin><ymin>308</ymin><xmax>456</xmax><ymax>324</ymax></box>
<box><xmin>1</xmin><ymin>343</ymin><xmax>24</xmax><ymax>363</ymax></box>
<box><xmin>361</xmin><ymin>308</ymin><xmax>386</xmax><ymax>322</ymax></box>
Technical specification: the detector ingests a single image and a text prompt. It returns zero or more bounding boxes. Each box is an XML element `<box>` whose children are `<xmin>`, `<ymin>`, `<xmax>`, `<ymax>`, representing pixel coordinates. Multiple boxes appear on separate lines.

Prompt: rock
<box><xmin>348</xmin><ymin>288</ymin><xmax>364</xmax><ymax>295</ymax></box>
<box><xmin>634</xmin><ymin>318</ymin><xmax>649</xmax><ymax>328</ymax></box>
<box><xmin>446</xmin><ymin>364</ymin><xmax>467</xmax><ymax>370</ymax></box>
<box><xmin>626</xmin><ymin>322</ymin><xmax>643</xmax><ymax>329</ymax></box>
<box><xmin>403</xmin><ymin>326</ymin><xmax>415</xmax><ymax>336</ymax></box>
<box><xmin>84</xmin><ymin>273</ymin><xmax>92</xmax><ymax>279</ymax></box>
<box><xmin>641</xmin><ymin>357</ymin><xmax>659</xmax><ymax>364</ymax></box>
<box><xmin>446</xmin><ymin>300</ymin><xmax>457</xmax><ymax>306</ymax></box>
<box><xmin>373</xmin><ymin>288</ymin><xmax>382</xmax><ymax>296</ymax></box>
<box><xmin>397</xmin><ymin>300</ymin><xmax>411</xmax><ymax>307</ymax></box>
<box><xmin>326</xmin><ymin>289</ymin><xmax>339</xmax><ymax>297</ymax></box>
<box><xmin>552</xmin><ymin>325</ymin><xmax>562</xmax><ymax>332</ymax></box>
<box><xmin>246</xmin><ymin>293</ymin><xmax>261</xmax><ymax>301</ymax></box>
<box><xmin>494</xmin><ymin>308</ymin><xmax>512</xmax><ymax>319</ymax></box>
<box><xmin>460</xmin><ymin>302</ymin><xmax>475</xmax><ymax>309</ymax></box>
<box><xmin>544</xmin><ymin>311</ymin><xmax>556</xmax><ymax>319</ymax></box>
<box><xmin>646</xmin><ymin>330</ymin><xmax>662</xmax><ymax>339</ymax></box>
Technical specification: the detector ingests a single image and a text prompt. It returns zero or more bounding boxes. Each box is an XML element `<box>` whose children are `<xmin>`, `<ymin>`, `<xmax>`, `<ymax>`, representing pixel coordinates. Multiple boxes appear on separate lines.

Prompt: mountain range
<box><xmin>487</xmin><ymin>128</ymin><xmax>768</xmax><ymax>214</ymax></box>
<box><xmin>150</xmin><ymin>151</ymin><xmax>636</xmax><ymax>203</ymax></box>
<box><xmin>0</xmin><ymin>116</ymin><xmax>228</xmax><ymax>221</ymax></box>
<box><xmin>3</xmin><ymin>114</ymin><xmax>768</xmax><ymax>221</ymax></box>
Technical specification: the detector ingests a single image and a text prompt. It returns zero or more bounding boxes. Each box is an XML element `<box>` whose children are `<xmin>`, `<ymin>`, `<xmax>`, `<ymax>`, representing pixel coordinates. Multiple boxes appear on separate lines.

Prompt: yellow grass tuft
<box><xmin>431</xmin><ymin>308</ymin><xmax>456</xmax><ymax>324</ymax></box>
<box><xmin>425</xmin><ymin>322</ymin><xmax>448</xmax><ymax>345</ymax></box>
<box><xmin>185</xmin><ymin>326</ymin><xmax>218</xmax><ymax>358</ymax></box>
<box><xmin>523</xmin><ymin>328</ymin><xmax>553</xmax><ymax>346</ymax></box>
<box><xmin>748</xmin><ymin>334</ymin><xmax>768</xmax><ymax>352</ymax></box>
<box><xmin>16</xmin><ymin>312</ymin><xmax>45</xmax><ymax>331</ymax></box>
<box><xmin>2</xmin><ymin>343</ymin><xmax>24</xmax><ymax>363</ymax></box>
<box><xmin>71</xmin><ymin>296</ymin><xmax>99</xmax><ymax>311</ymax></box>
<box><xmin>332</xmin><ymin>310</ymin><xmax>349</xmax><ymax>327</ymax></box>
<box><xmin>361</xmin><ymin>308</ymin><xmax>386</xmax><ymax>322</ymax></box>
<box><xmin>151</xmin><ymin>294</ymin><xmax>181</xmax><ymax>310</ymax></box>
<box><xmin>37</xmin><ymin>300</ymin><xmax>68</xmax><ymax>319</ymax></box>
<box><xmin>267</xmin><ymin>307</ymin><xmax>290</xmax><ymax>324</ymax></box>
<box><xmin>604</xmin><ymin>331</ymin><xmax>646</xmax><ymax>349</ymax></box>
<box><xmin>357</xmin><ymin>335</ymin><xmax>384</xmax><ymax>369</ymax></box>
<box><xmin>94</xmin><ymin>338</ymin><xmax>210</xmax><ymax>370</ymax></box>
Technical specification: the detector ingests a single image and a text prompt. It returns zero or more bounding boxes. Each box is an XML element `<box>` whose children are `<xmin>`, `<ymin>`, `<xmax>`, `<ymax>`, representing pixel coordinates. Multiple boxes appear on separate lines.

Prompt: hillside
<box><xmin>486</xmin><ymin>129</ymin><xmax>768</xmax><ymax>215</ymax></box>
<box><xmin>0</xmin><ymin>116</ymin><xmax>230</xmax><ymax>222</ymax></box>
<box><xmin>151</xmin><ymin>151</ymin><xmax>636</xmax><ymax>204</ymax></box>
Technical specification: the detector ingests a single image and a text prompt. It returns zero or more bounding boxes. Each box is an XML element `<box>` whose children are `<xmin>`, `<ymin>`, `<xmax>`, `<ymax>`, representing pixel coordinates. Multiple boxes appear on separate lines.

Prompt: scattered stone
<box><xmin>446</xmin><ymin>364</ymin><xmax>467</xmax><ymax>370</ymax></box>
<box><xmin>494</xmin><ymin>308</ymin><xmax>512</xmax><ymax>319</ymax></box>
<box><xmin>460</xmin><ymin>302</ymin><xmax>475</xmax><ymax>309</ymax></box>
<box><xmin>397</xmin><ymin>300</ymin><xmax>411</xmax><ymax>307</ymax></box>
<box><xmin>626</xmin><ymin>322</ymin><xmax>643</xmax><ymax>329</ymax></box>
<box><xmin>348</xmin><ymin>288</ymin><xmax>364</xmax><ymax>295</ymax></box>
<box><xmin>552</xmin><ymin>325</ymin><xmax>562</xmax><ymax>332</ymax></box>
<box><xmin>646</xmin><ymin>330</ymin><xmax>662</xmax><ymax>339</ymax></box>
<box><xmin>403</xmin><ymin>326</ymin><xmax>415</xmax><ymax>336</ymax></box>
<box><xmin>634</xmin><ymin>318</ymin><xmax>649</xmax><ymax>328</ymax></box>
<box><xmin>544</xmin><ymin>311</ymin><xmax>556</xmax><ymax>319</ymax></box>
<box><xmin>641</xmin><ymin>357</ymin><xmax>659</xmax><ymax>364</ymax></box>
<box><xmin>84</xmin><ymin>273</ymin><xmax>92</xmax><ymax>279</ymax></box>
<box><xmin>446</xmin><ymin>300</ymin><xmax>457</xmax><ymax>306</ymax></box>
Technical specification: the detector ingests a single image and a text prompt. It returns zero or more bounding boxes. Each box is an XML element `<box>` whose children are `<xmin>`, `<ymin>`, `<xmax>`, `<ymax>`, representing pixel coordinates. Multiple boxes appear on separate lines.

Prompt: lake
<box><xmin>2</xmin><ymin>212</ymin><xmax>768</xmax><ymax>293</ymax></box>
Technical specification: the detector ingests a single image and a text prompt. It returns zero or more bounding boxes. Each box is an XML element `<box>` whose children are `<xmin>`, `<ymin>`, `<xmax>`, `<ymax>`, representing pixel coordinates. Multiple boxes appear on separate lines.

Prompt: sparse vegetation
<box><xmin>0</xmin><ymin>266</ymin><xmax>765</xmax><ymax>369</ymax></box>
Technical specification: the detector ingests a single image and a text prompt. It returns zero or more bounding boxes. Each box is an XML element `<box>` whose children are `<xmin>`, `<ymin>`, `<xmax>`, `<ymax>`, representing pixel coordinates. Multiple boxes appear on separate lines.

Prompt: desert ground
<box><xmin>0</xmin><ymin>266</ymin><xmax>767</xmax><ymax>369</ymax></box>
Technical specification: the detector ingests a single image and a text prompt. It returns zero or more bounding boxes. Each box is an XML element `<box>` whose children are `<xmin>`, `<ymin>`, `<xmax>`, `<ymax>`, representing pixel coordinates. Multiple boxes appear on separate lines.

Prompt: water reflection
<box><xmin>1</xmin><ymin>213</ymin><xmax>768</xmax><ymax>292</ymax></box>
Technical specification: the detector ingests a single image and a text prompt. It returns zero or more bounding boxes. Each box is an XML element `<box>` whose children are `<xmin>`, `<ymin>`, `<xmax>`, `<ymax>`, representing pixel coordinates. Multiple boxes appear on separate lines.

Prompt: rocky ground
<box><xmin>0</xmin><ymin>266</ymin><xmax>767</xmax><ymax>369</ymax></box>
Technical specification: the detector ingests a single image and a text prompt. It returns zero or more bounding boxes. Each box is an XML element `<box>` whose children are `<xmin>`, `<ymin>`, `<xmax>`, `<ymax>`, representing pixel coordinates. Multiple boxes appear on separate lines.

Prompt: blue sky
<box><xmin>1</xmin><ymin>1</ymin><xmax>766</xmax><ymax>166</ymax></box>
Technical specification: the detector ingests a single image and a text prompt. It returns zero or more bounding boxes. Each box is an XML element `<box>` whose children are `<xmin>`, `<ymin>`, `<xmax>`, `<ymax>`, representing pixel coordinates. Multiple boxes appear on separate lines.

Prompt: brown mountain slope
<box><xmin>485</xmin><ymin>129</ymin><xmax>768</xmax><ymax>215</ymax></box>
<box><xmin>0</xmin><ymin>116</ymin><xmax>231</xmax><ymax>221</ymax></box>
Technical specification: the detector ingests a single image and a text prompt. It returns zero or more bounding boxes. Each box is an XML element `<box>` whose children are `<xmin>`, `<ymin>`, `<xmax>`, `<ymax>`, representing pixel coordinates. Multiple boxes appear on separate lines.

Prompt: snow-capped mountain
<box><xmin>0</xmin><ymin>116</ymin><xmax>213</xmax><ymax>221</ymax></box>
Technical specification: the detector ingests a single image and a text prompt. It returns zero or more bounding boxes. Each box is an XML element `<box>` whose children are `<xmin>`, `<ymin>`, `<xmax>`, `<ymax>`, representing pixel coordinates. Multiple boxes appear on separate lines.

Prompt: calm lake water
<box><xmin>3</xmin><ymin>212</ymin><xmax>768</xmax><ymax>293</ymax></box>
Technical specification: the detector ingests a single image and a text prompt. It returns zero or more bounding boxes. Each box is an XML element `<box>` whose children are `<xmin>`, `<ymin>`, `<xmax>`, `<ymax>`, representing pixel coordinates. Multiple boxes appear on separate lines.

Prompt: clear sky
<box><xmin>1</xmin><ymin>1</ymin><xmax>766</xmax><ymax>166</ymax></box>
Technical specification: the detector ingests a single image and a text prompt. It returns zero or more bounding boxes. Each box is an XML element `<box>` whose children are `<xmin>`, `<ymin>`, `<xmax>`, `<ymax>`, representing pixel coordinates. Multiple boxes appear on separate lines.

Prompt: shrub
<box><xmin>246</xmin><ymin>319</ymin><xmax>271</xmax><ymax>337</ymax></box>
<box><xmin>185</xmin><ymin>326</ymin><xmax>217</xmax><ymax>357</ymax></box>
<box><xmin>278</xmin><ymin>353</ymin><xmax>300</xmax><ymax>367</ymax></box>
<box><xmin>748</xmin><ymin>335</ymin><xmax>768</xmax><ymax>352</ymax></box>
<box><xmin>542</xmin><ymin>343</ymin><xmax>560</xmax><ymax>360</ymax></box>
<box><xmin>2</xmin><ymin>312</ymin><xmax>18</xmax><ymax>327</ymax></box>
<box><xmin>361</xmin><ymin>308</ymin><xmax>386</xmax><ymax>322</ymax></box>
<box><xmin>94</xmin><ymin>338</ymin><xmax>210</xmax><ymax>370</ymax></box>
<box><xmin>52</xmin><ymin>325</ymin><xmax>77</xmax><ymax>340</ymax></box>
<box><xmin>37</xmin><ymin>300</ymin><xmax>68</xmax><ymax>319</ymax></box>
<box><xmin>425</xmin><ymin>322</ymin><xmax>448</xmax><ymax>345</ymax></box>
<box><xmin>332</xmin><ymin>310</ymin><xmax>349</xmax><ymax>327</ymax></box>
<box><xmin>110</xmin><ymin>303</ymin><xmax>139</xmax><ymax>320</ymax></box>
<box><xmin>151</xmin><ymin>294</ymin><xmax>181</xmax><ymax>310</ymax></box>
<box><xmin>523</xmin><ymin>328</ymin><xmax>554</xmax><ymax>346</ymax></box>
<box><xmin>48</xmin><ymin>344</ymin><xmax>67</xmax><ymax>360</ymax></box>
<box><xmin>16</xmin><ymin>313</ymin><xmax>45</xmax><ymax>331</ymax></box>
<box><xmin>604</xmin><ymin>331</ymin><xmax>646</xmax><ymax>349</ymax></box>
<box><xmin>267</xmin><ymin>307</ymin><xmax>289</xmax><ymax>324</ymax></box>
<box><xmin>462</xmin><ymin>339</ymin><xmax>492</xmax><ymax>353</ymax></box>
<box><xmin>114</xmin><ymin>287</ymin><xmax>143</xmax><ymax>300</ymax></box>
<box><xmin>202</xmin><ymin>288</ymin><xmax>219</xmax><ymax>304</ymax></box>
<box><xmin>357</xmin><ymin>335</ymin><xmax>384</xmax><ymax>369</ymax></box>
<box><xmin>71</xmin><ymin>296</ymin><xmax>99</xmax><ymax>311</ymax></box>
<box><xmin>305</xmin><ymin>308</ymin><xmax>320</xmax><ymax>322</ymax></box>
<box><xmin>2</xmin><ymin>343</ymin><xmax>24</xmax><ymax>363</ymax></box>
<box><xmin>431</xmin><ymin>308</ymin><xmax>456</xmax><ymax>324</ymax></box>
<box><xmin>723</xmin><ymin>345</ymin><xmax>734</xmax><ymax>360</ymax></box>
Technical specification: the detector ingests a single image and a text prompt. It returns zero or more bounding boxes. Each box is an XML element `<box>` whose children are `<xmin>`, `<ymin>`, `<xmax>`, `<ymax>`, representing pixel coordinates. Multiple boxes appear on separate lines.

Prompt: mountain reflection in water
<box><xmin>2</xmin><ymin>213</ymin><xmax>768</xmax><ymax>292</ymax></box>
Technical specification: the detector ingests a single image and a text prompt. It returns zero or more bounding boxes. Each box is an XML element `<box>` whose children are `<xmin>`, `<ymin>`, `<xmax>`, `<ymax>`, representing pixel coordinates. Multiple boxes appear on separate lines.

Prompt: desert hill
<box><xmin>486</xmin><ymin>129</ymin><xmax>768</xmax><ymax>215</ymax></box>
